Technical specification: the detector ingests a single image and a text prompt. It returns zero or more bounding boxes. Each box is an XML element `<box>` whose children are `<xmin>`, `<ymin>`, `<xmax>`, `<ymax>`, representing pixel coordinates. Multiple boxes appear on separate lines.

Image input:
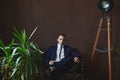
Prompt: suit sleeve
<box><xmin>71</xmin><ymin>48</ymin><xmax>80</xmax><ymax>58</ymax></box>
<box><xmin>45</xmin><ymin>47</ymin><xmax>53</xmax><ymax>67</ymax></box>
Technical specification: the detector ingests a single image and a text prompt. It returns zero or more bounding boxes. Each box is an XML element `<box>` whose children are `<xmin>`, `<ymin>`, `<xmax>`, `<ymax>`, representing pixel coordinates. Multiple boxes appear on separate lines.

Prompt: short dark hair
<box><xmin>57</xmin><ymin>33</ymin><xmax>66</xmax><ymax>39</ymax></box>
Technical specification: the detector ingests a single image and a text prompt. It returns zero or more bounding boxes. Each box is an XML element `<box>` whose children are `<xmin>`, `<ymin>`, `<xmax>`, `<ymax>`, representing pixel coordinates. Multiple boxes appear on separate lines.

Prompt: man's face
<box><xmin>57</xmin><ymin>35</ymin><xmax>65</xmax><ymax>45</ymax></box>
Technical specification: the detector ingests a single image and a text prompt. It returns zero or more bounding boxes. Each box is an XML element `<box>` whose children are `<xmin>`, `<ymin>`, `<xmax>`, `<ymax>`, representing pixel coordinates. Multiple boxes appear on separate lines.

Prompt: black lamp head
<box><xmin>97</xmin><ymin>0</ymin><xmax>113</xmax><ymax>13</ymax></box>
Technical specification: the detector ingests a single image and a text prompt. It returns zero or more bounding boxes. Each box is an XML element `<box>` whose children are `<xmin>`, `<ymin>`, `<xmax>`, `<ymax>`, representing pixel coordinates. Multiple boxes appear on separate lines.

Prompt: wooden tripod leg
<box><xmin>107</xmin><ymin>17</ymin><xmax>112</xmax><ymax>80</ymax></box>
<box><xmin>90</xmin><ymin>18</ymin><xmax>103</xmax><ymax>61</ymax></box>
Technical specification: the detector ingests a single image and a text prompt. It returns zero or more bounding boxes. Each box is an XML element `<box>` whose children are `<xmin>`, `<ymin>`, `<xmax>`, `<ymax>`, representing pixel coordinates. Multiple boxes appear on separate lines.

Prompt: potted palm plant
<box><xmin>0</xmin><ymin>27</ymin><xmax>44</xmax><ymax>80</ymax></box>
<box><xmin>0</xmin><ymin>39</ymin><xmax>16</xmax><ymax>80</ymax></box>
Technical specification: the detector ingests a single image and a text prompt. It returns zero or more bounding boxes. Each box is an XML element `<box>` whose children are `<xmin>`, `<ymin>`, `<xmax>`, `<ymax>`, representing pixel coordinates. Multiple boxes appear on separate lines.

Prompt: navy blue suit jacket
<box><xmin>45</xmin><ymin>45</ymin><xmax>80</xmax><ymax>68</ymax></box>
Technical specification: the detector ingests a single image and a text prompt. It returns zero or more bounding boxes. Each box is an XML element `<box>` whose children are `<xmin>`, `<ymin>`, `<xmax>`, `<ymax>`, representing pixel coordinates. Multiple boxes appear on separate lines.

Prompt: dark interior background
<box><xmin>0</xmin><ymin>0</ymin><xmax>120</xmax><ymax>80</ymax></box>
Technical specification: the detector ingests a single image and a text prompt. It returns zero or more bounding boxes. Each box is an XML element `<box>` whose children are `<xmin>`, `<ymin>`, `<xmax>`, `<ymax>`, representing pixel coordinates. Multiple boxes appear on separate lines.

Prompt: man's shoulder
<box><xmin>48</xmin><ymin>45</ymin><xmax>57</xmax><ymax>49</ymax></box>
<box><xmin>64</xmin><ymin>45</ymin><xmax>72</xmax><ymax>48</ymax></box>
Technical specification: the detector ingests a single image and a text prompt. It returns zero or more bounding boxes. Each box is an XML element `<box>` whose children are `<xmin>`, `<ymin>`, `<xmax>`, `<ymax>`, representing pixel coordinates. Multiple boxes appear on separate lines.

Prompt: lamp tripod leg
<box><xmin>107</xmin><ymin>17</ymin><xmax>112</xmax><ymax>80</ymax></box>
<box><xmin>90</xmin><ymin>17</ymin><xmax>103</xmax><ymax>61</ymax></box>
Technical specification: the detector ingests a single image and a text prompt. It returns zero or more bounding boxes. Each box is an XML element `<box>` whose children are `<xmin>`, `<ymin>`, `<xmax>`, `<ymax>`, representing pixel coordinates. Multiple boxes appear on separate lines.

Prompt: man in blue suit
<box><xmin>45</xmin><ymin>33</ymin><xmax>80</xmax><ymax>80</ymax></box>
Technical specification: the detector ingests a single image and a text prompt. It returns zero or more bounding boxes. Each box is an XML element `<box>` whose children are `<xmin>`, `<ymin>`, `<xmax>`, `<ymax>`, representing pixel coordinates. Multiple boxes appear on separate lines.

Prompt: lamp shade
<box><xmin>97</xmin><ymin>0</ymin><xmax>113</xmax><ymax>13</ymax></box>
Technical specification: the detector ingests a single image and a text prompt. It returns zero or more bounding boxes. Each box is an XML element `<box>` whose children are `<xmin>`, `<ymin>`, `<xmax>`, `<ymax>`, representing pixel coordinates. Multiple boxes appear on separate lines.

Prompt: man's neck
<box><xmin>57</xmin><ymin>43</ymin><xmax>62</xmax><ymax>46</ymax></box>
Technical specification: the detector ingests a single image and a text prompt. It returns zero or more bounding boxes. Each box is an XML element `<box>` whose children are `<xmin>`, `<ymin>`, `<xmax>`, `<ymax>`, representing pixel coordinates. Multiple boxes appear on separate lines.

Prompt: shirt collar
<box><xmin>57</xmin><ymin>44</ymin><xmax>64</xmax><ymax>47</ymax></box>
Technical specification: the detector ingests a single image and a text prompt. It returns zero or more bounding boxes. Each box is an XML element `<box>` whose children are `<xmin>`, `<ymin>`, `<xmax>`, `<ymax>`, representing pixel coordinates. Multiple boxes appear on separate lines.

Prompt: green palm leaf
<box><xmin>0</xmin><ymin>27</ymin><xmax>44</xmax><ymax>80</ymax></box>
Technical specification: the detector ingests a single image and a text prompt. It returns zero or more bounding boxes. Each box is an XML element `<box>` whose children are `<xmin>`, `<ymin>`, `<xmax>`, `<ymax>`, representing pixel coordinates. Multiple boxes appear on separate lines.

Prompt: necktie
<box><xmin>59</xmin><ymin>45</ymin><xmax>62</xmax><ymax>58</ymax></box>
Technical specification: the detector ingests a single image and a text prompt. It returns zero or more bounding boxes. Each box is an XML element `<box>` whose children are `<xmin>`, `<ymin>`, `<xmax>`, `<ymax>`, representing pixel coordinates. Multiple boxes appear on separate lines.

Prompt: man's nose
<box><xmin>61</xmin><ymin>40</ymin><xmax>63</xmax><ymax>42</ymax></box>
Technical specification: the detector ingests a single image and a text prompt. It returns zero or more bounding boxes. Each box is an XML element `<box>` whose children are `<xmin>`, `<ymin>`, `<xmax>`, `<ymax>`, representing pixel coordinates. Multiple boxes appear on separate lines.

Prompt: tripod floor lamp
<box><xmin>90</xmin><ymin>0</ymin><xmax>113</xmax><ymax>80</ymax></box>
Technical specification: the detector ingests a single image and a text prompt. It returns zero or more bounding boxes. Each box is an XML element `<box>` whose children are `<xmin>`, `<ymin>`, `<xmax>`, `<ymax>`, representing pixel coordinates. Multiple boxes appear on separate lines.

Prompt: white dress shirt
<box><xmin>55</xmin><ymin>44</ymin><xmax>65</xmax><ymax>62</ymax></box>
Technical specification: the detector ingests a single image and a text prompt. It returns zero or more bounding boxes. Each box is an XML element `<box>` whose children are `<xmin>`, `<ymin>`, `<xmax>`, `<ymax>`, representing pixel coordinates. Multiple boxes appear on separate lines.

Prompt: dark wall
<box><xmin>0</xmin><ymin>0</ymin><xmax>120</xmax><ymax>80</ymax></box>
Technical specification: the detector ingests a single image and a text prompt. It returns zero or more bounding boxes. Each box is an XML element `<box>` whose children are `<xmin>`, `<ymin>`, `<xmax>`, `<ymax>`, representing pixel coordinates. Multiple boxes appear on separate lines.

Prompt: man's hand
<box><xmin>74</xmin><ymin>57</ymin><xmax>79</xmax><ymax>63</ymax></box>
<box><xmin>49</xmin><ymin>60</ymin><xmax>55</xmax><ymax>65</ymax></box>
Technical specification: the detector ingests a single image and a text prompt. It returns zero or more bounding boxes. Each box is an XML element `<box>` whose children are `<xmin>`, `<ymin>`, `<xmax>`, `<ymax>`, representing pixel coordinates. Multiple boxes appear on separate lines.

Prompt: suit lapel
<box><xmin>52</xmin><ymin>45</ymin><xmax>57</xmax><ymax>59</ymax></box>
<box><xmin>64</xmin><ymin>45</ymin><xmax>68</xmax><ymax>56</ymax></box>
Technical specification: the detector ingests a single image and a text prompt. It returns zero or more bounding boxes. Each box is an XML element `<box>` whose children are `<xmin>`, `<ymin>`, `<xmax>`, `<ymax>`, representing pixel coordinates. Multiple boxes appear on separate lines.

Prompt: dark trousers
<box><xmin>50</xmin><ymin>61</ymin><xmax>74</xmax><ymax>80</ymax></box>
<box><xmin>51</xmin><ymin>61</ymin><xmax>83</xmax><ymax>80</ymax></box>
